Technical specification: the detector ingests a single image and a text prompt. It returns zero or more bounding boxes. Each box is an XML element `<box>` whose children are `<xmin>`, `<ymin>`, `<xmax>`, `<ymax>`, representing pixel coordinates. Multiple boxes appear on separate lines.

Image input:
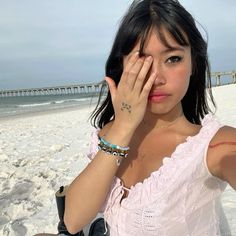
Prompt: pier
<box><xmin>0</xmin><ymin>71</ymin><xmax>235</xmax><ymax>98</ymax></box>
<box><xmin>211</xmin><ymin>71</ymin><xmax>236</xmax><ymax>86</ymax></box>
<box><xmin>0</xmin><ymin>82</ymin><xmax>105</xmax><ymax>98</ymax></box>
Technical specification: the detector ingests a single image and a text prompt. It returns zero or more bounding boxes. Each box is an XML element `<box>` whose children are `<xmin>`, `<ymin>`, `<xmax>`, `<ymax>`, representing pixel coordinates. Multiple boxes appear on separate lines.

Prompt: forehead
<box><xmin>135</xmin><ymin>26</ymin><xmax>190</xmax><ymax>54</ymax></box>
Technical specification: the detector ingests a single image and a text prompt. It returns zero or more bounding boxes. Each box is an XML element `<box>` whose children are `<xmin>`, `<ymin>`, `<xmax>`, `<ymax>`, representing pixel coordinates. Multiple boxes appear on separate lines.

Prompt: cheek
<box><xmin>177</xmin><ymin>60</ymin><xmax>192</xmax><ymax>84</ymax></box>
<box><xmin>172</xmin><ymin>67</ymin><xmax>191</xmax><ymax>93</ymax></box>
<box><xmin>180</xmin><ymin>67</ymin><xmax>191</xmax><ymax>82</ymax></box>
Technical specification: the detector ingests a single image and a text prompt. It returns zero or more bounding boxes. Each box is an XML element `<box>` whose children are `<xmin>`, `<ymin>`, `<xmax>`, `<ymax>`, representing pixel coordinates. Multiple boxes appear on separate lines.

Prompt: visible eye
<box><xmin>166</xmin><ymin>56</ymin><xmax>183</xmax><ymax>64</ymax></box>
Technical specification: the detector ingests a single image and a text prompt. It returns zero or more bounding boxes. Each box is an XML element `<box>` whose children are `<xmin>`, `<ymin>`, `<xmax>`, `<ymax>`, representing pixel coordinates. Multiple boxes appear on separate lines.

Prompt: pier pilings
<box><xmin>0</xmin><ymin>82</ymin><xmax>105</xmax><ymax>98</ymax></box>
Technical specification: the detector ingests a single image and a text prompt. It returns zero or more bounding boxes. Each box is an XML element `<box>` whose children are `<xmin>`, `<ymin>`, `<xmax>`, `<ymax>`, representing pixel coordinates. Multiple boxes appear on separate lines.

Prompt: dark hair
<box><xmin>90</xmin><ymin>0</ymin><xmax>215</xmax><ymax>129</ymax></box>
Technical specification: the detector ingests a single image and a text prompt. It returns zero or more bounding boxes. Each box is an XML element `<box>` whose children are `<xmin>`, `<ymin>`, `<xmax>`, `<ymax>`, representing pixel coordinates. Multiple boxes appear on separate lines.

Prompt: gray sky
<box><xmin>0</xmin><ymin>0</ymin><xmax>235</xmax><ymax>90</ymax></box>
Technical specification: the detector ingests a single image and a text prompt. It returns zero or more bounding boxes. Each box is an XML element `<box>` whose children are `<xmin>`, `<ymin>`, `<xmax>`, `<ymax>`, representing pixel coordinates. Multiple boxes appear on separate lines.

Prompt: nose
<box><xmin>148</xmin><ymin>59</ymin><xmax>166</xmax><ymax>86</ymax></box>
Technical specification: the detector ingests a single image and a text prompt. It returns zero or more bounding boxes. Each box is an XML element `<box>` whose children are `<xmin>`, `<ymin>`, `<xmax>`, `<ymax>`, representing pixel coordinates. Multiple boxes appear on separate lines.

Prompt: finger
<box><xmin>124</xmin><ymin>51</ymin><xmax>140</xmax><ymax>72</ymax></box>
<box><xmin>140</xmin><ymin>72</ymin><xmax>157</xmax><ymax>99</ymax></box>
<box><xmin>119</xmin><ymin>51</ymin><xmax>140</xmax><ymax>88</ymax></box>
<box><xmin>133</xmin><ymin>56</ymin><xmax>153</xmax><ymax>95</ymax></box>
<box><xmin>125</xmin><ymin>57</ymin><xmax>146</xmax><ymax>90</ymax></box>
<box><xmin>105</xmin><ymin>77</ymin><xmax>117</xmax><ymax>102</ymax></box>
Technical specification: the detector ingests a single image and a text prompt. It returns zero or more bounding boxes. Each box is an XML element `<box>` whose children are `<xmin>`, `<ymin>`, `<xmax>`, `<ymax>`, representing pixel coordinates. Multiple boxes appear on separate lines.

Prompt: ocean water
<box><xmin>0</xmin><ymin>93</ymin><xmax>102</xmax><ymax>118</ymax></box>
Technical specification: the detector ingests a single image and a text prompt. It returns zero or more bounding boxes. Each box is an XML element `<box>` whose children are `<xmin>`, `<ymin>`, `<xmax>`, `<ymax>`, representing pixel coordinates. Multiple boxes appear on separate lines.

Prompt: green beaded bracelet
<box><xmin>98</xmin><ymin>136</ymin><xmax>130</xmax><ymax>151</ymax></box>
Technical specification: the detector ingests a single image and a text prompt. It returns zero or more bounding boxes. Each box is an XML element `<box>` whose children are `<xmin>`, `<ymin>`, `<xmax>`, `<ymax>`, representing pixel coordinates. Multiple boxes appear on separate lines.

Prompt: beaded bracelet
<box><xmin>99</xmin><ymin>136</ymin><xmax>130</xmax><ymax>151</ymax></box>
<box><xmin>97</xmin><ymin>135</ymin><xmax>129</xmax><ymax>166</ymax></box>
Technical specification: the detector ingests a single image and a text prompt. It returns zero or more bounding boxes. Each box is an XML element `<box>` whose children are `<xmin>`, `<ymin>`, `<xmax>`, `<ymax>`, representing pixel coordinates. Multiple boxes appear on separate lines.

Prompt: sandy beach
<box><xmin>0</xmin><ymin>84</ymin><xmax>236</xmax><ymax>236</ymax></box>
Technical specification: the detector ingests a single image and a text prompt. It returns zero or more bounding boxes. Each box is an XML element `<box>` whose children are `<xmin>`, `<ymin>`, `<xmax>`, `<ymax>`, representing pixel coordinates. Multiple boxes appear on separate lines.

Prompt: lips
<box><xmin>148</xmin><ymin>91</ymin><xmax>170</xmax><ymax>102</ymax></box>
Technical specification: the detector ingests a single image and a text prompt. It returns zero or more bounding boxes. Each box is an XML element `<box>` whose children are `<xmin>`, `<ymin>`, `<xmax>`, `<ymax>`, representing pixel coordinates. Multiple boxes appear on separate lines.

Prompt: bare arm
<box><xmin>208</xmin><ymin>126</ymin><xmax>236</xmax><ymax>191</ymax></box>
<box><xmin>64</xmin><ymin>124</ymin><xmax>134</xmax><ymax>234</ymax></box>
<box><xmin>64</xmin><ymin>52</ymin><xmax>155</xmax><ymax>234</ymax></box>
<box><xmin>220</xmin><ymin>150</ymin><xmax>236</xmax><ymax>190</ymax></box>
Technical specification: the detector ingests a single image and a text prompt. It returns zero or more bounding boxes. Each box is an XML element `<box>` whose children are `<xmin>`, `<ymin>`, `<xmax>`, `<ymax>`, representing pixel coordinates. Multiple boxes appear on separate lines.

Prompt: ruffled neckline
<box><xmin>96</xmin><ymin>114</ymin><xmax>222</xmax><ymax>208</ymax></box>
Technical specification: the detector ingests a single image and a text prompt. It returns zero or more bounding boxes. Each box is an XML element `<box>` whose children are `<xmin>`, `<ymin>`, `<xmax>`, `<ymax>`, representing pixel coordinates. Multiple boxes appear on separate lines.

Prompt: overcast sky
<box><xmin>0</xmin><ymin>0</ymin><xmax>235</xmax><ymax>90</ymax></box>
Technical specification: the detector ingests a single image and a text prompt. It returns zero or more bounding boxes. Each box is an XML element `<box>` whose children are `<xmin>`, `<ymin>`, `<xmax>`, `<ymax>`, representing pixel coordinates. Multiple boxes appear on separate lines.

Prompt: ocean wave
<box><xmin>17</xmin><ymin>102</ymin><xmax>52</xmax><ymax>108</ymax></box>
<box><xmin>16</xmin><ymin>98</ymin><xmax>91</xmax><ymax>108</ymax></box>
<box><xmin>52</xmin><ymin>98</ymin><xmax>89</xmax><ymax>104</ymax></box>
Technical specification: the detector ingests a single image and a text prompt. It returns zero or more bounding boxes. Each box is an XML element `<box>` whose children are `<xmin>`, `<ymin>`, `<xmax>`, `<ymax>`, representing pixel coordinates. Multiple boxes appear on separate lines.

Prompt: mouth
<box><xmin>148</xmin><ymin>92</ymin><xmax>170</xmax><ymax>103</ymax></box>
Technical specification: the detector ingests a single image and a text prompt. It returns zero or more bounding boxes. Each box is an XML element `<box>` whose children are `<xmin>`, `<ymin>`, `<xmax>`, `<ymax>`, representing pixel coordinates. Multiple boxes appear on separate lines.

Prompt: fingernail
<box><xmin>146</xmin><ymin>56</ymin><xmax>153</xmax><ymax>61</ymax></box>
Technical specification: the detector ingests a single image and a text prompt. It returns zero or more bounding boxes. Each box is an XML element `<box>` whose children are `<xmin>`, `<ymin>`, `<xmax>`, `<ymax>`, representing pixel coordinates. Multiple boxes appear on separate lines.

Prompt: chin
<box><xmin>146</xmin><ymin>105</ymin><xmax>170</xmax><ymax>115</ymax></box>
<box><xmin>146</xmin><ymin>102</ymin><xmax>182</xmax><ymax>117</ymax></box>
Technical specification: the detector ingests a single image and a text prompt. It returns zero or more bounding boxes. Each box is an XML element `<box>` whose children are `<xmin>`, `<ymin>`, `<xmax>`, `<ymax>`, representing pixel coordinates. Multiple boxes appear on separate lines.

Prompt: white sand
<box><xmin>0</xmin><ymin>84</ymin><xmax>235</xmax><ymax>236</ymax></box>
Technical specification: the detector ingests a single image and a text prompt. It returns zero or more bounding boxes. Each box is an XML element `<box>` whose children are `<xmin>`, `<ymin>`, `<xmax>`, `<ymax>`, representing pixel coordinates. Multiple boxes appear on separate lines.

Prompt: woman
<box><xmin>64</xmin><ymin>0</ymin><xmax>236</xmax><ymax>235</ymax></box>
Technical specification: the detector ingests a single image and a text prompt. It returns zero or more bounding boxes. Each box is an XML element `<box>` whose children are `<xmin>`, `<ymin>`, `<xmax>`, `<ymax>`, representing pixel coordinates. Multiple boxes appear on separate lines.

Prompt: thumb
<box><xmin>105</xmin><ymin>76</ymin><xmax>117</xmax><ymax>98</ymax></box>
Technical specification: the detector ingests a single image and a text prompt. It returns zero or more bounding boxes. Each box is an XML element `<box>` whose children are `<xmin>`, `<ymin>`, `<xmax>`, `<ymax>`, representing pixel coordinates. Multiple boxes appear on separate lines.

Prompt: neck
<box><xmin>139</xmin><ymin>107</ymin><xmax>186</xmax><ymax>132</ymax></box>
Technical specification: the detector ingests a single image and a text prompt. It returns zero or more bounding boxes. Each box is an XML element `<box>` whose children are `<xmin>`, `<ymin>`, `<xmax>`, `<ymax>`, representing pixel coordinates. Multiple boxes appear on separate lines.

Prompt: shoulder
<box><xmin>207</xmin><ymin>125</ymin><xmax>236</xmax><ymax>180</ymax></box>
<box><xmin>210</xmin><ymin>125</ymin><xmax>236</xmax><ymax>147</ymax></box>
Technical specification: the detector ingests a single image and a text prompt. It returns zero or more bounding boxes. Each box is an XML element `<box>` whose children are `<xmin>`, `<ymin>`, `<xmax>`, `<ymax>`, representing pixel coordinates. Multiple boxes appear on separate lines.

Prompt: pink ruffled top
<box><xmin>87</xmin><ymin>114</ymin><xmax>231</xmax><ymax>236</ymax></box>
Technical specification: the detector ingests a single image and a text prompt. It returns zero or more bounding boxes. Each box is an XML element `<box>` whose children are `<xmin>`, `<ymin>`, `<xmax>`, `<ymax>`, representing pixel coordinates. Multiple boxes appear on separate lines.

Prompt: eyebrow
<box><xmin>162</xmin><ymin>46</ymin><xmax>185</xmax><ymax>53</ymax></box>
<box><xmin>142</xmin><ymin>46</ymin><xmax>185</xmax><ymax>56</ymax></box>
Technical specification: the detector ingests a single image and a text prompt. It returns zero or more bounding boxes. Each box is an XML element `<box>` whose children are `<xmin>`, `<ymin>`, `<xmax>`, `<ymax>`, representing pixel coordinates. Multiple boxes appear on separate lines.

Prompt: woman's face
<box><xmin>123</xmin><ymin>27</ymin><xmax>192</xmax><ymax>117</ymax></box>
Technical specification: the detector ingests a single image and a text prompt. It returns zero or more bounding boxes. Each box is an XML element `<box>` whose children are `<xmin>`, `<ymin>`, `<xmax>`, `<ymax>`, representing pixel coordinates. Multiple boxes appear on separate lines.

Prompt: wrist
<box><xmin>102</xmin><ymin>123</ymin><xmax>134</xmax><ymax>149</ymax></box>
<box><xmin>110</xmin><ymin>122</ymin><xmax>135</xmax><ymax>137</ymax></box>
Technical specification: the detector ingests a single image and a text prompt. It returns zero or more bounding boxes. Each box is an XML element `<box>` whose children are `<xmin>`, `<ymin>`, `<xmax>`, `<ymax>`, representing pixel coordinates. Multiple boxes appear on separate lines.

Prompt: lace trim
<box><xmin>120</xmin><ymin>114</ymin><xmax>224</xmax><ymax>208</ymax></box>
<box><xmin>87</xmin><ymin>114</ymin><xmax>224</xmax><ymax>209</ymax></box>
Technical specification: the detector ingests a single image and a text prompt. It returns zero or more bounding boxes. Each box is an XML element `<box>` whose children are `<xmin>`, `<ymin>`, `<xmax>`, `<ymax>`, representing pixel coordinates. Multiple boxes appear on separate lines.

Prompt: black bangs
<box><xmin>165</xmin><ymin>24</ymin><xmax>189</xmax><ymax>46</ymax></box>
<box><xmin>149</xmin><ymin>1</ymin><xmax>190</xmax><ymax>47</ymax></box>
<box><xmin>118</xmin><ymin>0</ymin><xmax>189</xmax><ymax>57</ymax></box>
<box><xmin>138</xmin><ymin>24</ymin><xmax>152</xmax><ymax>57</ymax></box>
<box><xmin>138</xmin><ymin>23</ymin><xmax>190</xmax><ymax>57</ymax></box>
<box><xmin>119</xmin><ymin>11</ymin><xmax>152</xmax><ymax>56</ymax></box>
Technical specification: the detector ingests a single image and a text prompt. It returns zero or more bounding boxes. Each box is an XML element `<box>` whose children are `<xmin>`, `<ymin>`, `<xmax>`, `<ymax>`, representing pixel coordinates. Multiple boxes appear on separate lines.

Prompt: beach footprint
<box><xmin>11</xmin><ymin>219</ymin><xmax>27</xmax><ymax>236</ymax></box>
